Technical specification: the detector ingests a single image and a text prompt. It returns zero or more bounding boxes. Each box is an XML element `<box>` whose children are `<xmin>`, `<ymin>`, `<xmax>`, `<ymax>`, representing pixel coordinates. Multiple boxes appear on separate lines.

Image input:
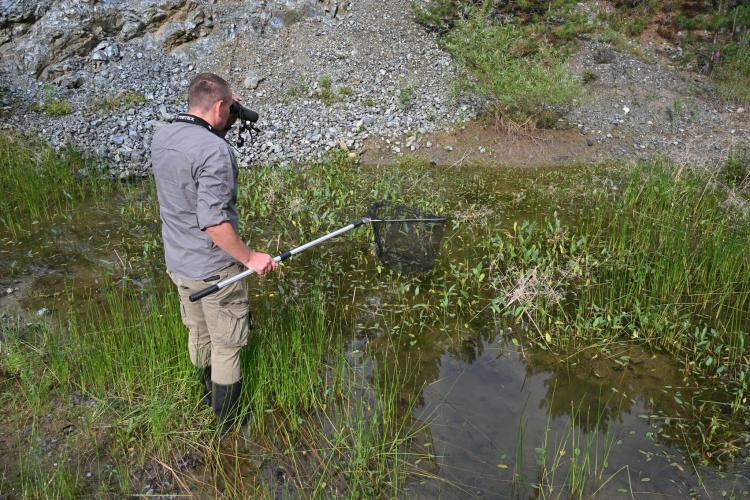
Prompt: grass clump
<box><xmin>443</xmin><ymin>13</ymin><xmax>581</xmax><ymax>125</ymax></box>
<box><xmin>398</xmin><ymin>85</ymin><xmax>414</xmax><ymax>109</ymax></box>
<box><xmin>93</xmin><ymin>90</ymin><xmax>146</xmax><ymax>112</ymax></box>
<box><xmin>286</xmin><ymin>75</ymin><xmax>310</xmax><ymax>99</ymax></box>
<box><xmin>32</xmin><ymin>97</ymin><xmax>73</xmax><ymax>116</ymax></box>
<box><xmin>3</xmin><ymin>271</ymin><xmax>423</xmax><ymax>496</ymax></box>
<box><xmin>319</xmin><ymin>75</ymin><xmax>334</xmax><ymax>106</ymax></box>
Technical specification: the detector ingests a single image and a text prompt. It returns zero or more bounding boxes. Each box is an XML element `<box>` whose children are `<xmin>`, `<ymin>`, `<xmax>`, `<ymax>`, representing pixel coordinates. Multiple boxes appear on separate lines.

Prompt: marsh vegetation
<box><xmin>1</xmin><ymin>132</ymin><xmax>749</xmax><ymax>496</ymax></box>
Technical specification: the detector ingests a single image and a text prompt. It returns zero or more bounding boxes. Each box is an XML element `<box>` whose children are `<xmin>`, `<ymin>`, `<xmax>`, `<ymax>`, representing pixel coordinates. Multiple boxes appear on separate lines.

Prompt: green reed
<box><xmin>3</xmin><ymin>273</ymin><xmax>422</xmax><ymax>496</ymax></box>
<box><xmin>0</xmin><ymin>133</ymin><xmax>111</xmax><ymax>239</ymax></box>
<box><xmin>513</xmin><ymin>396</ymin><xmax>618</xmax><ymax>499</ymax></box>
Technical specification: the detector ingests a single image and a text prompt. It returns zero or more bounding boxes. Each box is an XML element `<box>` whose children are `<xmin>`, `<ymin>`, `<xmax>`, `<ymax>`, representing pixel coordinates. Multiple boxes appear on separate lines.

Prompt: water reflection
<box><xmin>359</xmin><ymin>314</ymin><xmax>750</xmax><ymax>498</ymax></box>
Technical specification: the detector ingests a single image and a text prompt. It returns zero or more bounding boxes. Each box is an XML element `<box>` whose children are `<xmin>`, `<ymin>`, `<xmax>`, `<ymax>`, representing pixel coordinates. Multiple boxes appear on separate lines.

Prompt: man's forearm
<box><xmin>205</xmin><ymin>222</ymin><xmax>255</xmax><ymax>265</ymax></box>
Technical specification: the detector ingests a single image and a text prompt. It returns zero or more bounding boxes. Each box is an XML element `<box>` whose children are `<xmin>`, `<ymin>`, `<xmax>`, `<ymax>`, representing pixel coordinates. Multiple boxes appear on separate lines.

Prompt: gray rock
<box><xmin>243</xmin><ymin>73</ymin><xmax>264</xmax><ymax>90</ymax></box>
<box><xmin>90</xmin><ymin>40</ymin><xmax>121</xmax><ymax>62</ymax></box>
<box><xmin>111</xmin><ymin>134</ymin><xmax>127</xmax><ymax>145</ymax></box>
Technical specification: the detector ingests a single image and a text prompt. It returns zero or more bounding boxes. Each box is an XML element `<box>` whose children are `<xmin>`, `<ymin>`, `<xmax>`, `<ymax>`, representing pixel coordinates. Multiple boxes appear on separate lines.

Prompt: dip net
<box><xmin>368</xmin><ymin>200</ymin><xmax>447</xmax><ymax>274</ymax></box>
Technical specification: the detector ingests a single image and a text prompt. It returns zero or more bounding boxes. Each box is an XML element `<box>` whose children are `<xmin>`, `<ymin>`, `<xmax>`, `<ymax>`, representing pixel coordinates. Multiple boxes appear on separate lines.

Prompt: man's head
<box><xmin>187</xmin><ymin>73</ymin><xmax>234</xmax><ymax>131</ymax></box>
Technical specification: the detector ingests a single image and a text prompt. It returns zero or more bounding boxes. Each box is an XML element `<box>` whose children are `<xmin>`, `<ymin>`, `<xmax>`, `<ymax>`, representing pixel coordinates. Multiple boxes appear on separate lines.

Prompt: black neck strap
<box><xmin>173</xmin><ymin>113</ymin><xmax>223</xmax><ymax>139</ymax></box>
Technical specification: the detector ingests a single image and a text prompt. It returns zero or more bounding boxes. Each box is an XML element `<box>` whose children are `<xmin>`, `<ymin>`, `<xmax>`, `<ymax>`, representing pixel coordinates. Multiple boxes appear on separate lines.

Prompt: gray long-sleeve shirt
<box><xmin>151</xmin><ymin>121</ymin><xmax>239</xmax><ymax>280</ymax></box>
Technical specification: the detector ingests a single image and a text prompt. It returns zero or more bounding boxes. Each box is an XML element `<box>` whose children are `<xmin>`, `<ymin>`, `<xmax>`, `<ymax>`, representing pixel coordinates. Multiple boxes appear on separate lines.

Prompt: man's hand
<box><xmin>205</xmin><ymin>222</ymin><xmax>277</xmax><ymax>275</ymax></box>
<box><xmin>244</xmin><ymin>251</ymin><xmax>277</xmax><ymax>276</ymax></box>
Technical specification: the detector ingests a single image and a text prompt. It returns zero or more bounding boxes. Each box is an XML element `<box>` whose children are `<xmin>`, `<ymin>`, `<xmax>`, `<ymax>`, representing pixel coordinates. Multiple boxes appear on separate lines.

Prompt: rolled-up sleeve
<box><xmin>196</xmin><ymin>144</ymin><xmax>234</xmax><ymax>230</ymax></box>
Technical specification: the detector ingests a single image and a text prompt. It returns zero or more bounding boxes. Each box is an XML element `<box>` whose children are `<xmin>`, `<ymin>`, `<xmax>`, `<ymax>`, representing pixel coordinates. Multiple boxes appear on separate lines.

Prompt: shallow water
<box><xmin>2</xmin><ymin>164</ymin><xmax>749</xmax><ymax>497</ymax></box>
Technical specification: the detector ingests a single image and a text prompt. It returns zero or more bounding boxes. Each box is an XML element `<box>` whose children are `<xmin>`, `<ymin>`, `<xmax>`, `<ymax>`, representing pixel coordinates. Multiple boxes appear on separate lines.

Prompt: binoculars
<box><xmin>230</xmin><ymin>101</ymin><xmax>259</xmax><ymax>123</ymax></box>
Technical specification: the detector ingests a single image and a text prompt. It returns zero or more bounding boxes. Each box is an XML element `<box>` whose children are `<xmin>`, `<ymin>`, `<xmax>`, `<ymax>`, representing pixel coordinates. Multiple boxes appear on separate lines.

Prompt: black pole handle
<box><xmin>189</xmin><ymin>284</ymin><xmax>220</xmax><ymax>302</ymax></box>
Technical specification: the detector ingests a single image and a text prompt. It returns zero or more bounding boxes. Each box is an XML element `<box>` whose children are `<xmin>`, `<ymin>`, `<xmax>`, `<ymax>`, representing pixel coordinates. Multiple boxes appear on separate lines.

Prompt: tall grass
<box><xmin>483</xmin><ymin>161</ymin><xmax>750</xmax><ymax>460</ymax></box>
<box><xmin>0</xmin><ymin>133</ymin><xmax>110</xmax><ymax>239</ymax></box>
<box><xmin>3</xmin><ymin>275</ymin><xmax>423</xmax><ymax>496</ymax></box>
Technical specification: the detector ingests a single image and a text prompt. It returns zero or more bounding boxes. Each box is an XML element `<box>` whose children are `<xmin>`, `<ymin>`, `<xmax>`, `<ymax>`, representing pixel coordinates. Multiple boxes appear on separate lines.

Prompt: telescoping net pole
<box><xmin>189</xmin><ymin>201</ymin><xmax>448</xmax><ymax>301</ymax></box>
<box><xmin>367</xmin><ymin>200</ymin><xmax>447</xmax><ymax>274</ymax></box>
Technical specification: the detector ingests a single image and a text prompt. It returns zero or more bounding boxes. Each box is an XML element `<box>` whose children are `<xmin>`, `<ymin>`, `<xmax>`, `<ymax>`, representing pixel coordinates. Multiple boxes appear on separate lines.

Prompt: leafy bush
<box><xmin>443</xmin><ymin>13</ymin><xmax>581</xmax><ymax>124</ymax></box>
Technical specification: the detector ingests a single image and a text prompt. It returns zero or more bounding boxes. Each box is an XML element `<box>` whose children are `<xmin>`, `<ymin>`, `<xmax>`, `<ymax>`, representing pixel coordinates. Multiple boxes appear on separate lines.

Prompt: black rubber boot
<box><xmin>201</xmin><ymin>366</ymin><xmax>211</xmax><ymax>407</ymax></box>
<box><xmin>194</xmin><ymin>366</ymin><xmax>212</xmax><ymax>407</ymax></box>
<box><xmin>212</xmin><ymin>381</ymin><xmax>242</xmax><ymax>434</ymax></box>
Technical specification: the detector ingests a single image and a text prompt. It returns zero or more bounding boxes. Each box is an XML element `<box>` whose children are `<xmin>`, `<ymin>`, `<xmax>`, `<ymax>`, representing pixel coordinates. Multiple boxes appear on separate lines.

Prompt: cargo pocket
<box><xmin>215</xmin><ymin>301</ymin><xmax>250</xmax><ymax>347</ymax></box>
<box><xmin>178</xmin><ymin>300</ymin><xmax>196</xmax><ymax>331</ymax></box>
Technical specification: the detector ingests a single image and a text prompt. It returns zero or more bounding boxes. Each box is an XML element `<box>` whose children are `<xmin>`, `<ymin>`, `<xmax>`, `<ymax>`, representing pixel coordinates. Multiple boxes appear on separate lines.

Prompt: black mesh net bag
<box><xmin>367</xmin><ymin>200</ymin><xmax>447</xmax><ymax>274</ymax></box>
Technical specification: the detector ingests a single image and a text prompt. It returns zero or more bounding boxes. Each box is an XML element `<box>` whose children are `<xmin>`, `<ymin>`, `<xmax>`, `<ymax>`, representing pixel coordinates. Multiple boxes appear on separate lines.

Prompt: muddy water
<box><xmin>2</xmin><ymin>167</ymin><xmax>749</xmax><ymax>498</ymax></box>
<box><xmin>400</xmin><ymin>335</ymin><xmax>750</xmax><ymax>497</ymax></box>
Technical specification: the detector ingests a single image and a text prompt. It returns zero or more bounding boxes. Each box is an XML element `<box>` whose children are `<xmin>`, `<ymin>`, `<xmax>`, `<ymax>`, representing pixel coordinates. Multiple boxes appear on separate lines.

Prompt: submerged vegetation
<box><xmin>1</xmin><ymin>132</ymin><xmax>750</xmax><ymax>496</ymax></box>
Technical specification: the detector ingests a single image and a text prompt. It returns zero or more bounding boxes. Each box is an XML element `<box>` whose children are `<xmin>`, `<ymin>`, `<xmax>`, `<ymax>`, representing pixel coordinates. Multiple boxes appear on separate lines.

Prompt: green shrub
<box><xmin>443</xmin><ymin>13</ymin><xmax>581</xmax><ymax>124</ymax></box>
<box><xmin>411</xmin><ymin>0</ymin><xmax>474</xmax><ymax>33</ymax></box>
<box><xmin>625</xmin><ymin>15</ymin><xmax>649</xmax><ymax>36</ymax></box>
<box><xmin>286</xmin><ymin>75</ymin><xmax>310</xmax><ymax>98</ymax></box>
<box><xmin>581</xmin><ymin>70</ymin><xmax>599</xmax><ymax>84</ymax></box>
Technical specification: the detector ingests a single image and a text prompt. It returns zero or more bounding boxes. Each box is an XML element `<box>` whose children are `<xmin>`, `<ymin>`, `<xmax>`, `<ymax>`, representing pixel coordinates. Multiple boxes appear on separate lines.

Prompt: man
<box><xmin>151</xmin><ymin>72</ymin><xmax>277</xmax><ymax>433</ymax></box>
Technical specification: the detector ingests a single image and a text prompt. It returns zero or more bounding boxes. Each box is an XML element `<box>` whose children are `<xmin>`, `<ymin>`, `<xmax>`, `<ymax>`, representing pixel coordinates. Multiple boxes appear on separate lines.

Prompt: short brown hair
<box><xmin>187</xmin><ymin>73</ymin><xmax>232</xmax><ymax>112</ymax></box>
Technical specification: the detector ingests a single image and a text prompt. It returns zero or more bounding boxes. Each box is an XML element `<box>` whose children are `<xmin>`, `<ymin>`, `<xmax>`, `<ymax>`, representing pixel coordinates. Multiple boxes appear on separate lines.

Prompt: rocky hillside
<box><xmin>0</xmin><ymin>0</ymin><xmax>747</xmax><ymax>177</ymax></box>
<box><xmin>0</xmin><ymin>0</ymin><xmax>472</xmax><ymax>177</ymax></box>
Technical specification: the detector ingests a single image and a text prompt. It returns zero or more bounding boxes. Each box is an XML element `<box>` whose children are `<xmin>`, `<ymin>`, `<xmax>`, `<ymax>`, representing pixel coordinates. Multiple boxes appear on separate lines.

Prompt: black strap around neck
<box><xmin>173</xmin><ymin>113</ymin><xmax>223</xmax><ymax>139</ymax></box>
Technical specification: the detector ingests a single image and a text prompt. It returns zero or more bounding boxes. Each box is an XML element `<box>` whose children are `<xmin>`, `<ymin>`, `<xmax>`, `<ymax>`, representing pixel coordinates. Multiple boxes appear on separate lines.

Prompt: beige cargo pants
<box><xmin>169</xmin><ymin>263</ymin><xmax>250</xmax><ymax>385</ymax></box>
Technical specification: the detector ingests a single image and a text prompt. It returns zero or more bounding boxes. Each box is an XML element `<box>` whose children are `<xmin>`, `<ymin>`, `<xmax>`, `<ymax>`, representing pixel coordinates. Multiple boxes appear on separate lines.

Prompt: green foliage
<box><xmin>94</xmin><ymin>90</ymin><xmax>146</xmax><ymax>112</ymax></box>
<box><xmin>412</xmin><ymin>0</ymin><xmax>585</xmax><ymax>35</ymax></box>
<box><xmin>318</xmin><ymin>74</ymin><xmax>335</xmax><ymax>106</ymax></box>
<box><xmin>714</xmin><ymin>37</ymin><xmax>750</xmax><ymax>104</ymax></box>
<box><xmin>286</xmin><ymin>75</ymin><xmax>310</xmax><ymax>98</ymax></box>
<box><xmin>0</xmin><ymin>133</ymin><xmax>111</xmax><ymax>239</ymax></box>
<box><xmin>581</xmin><ymin>69</ymin><xmax>599</xmax><ymax>84</ymax></box>
<box><xmin>33</xmin><ymin>97</ymin><xmax>73</xmax><ymax>116</ymax></box>
<box><xmin>30</xmin><ymin>84</ymin><xmax>74</xmax><ymax>116</ymax></box>
<box><xmin>398</xmin><ymin>84</ymin><xmax>415</xmax><ymax>109</ymax></box>
<box><xmin>724</xmin><ymin>143</ymin><xmax>750</xmax><ymax>189</ymax></box>
<box><xmin>411</xmin><ymin>0</ymin><xmax>473</xmax><ymax>33</ymax></box>
<box><xmin>443</xmin><ymin>13</ymin><xmax>581</xmax><ymax>123</ymax></box>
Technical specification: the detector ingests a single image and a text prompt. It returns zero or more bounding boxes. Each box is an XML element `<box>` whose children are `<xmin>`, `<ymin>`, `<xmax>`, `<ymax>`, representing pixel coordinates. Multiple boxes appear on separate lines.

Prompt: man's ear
<box><xmin>213</xmin><ymin>99</ymin><xmax>223</xmax><ymax>115</ymax></box>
